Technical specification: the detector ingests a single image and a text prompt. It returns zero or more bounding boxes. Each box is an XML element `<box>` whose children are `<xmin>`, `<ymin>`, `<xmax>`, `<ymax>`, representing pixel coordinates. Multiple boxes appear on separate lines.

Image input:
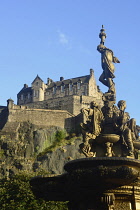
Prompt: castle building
<box><xmin>17</xmin><ymin>69</ymin><xmax>103</xmax><ymax>115</ymax></box>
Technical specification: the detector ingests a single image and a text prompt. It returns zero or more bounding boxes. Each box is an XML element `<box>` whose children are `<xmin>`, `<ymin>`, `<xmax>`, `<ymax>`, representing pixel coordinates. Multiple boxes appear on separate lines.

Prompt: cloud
<box><xmin>59</xmin><ymin>33</ymin><xmax>68</xmax><ymax>44</ymax></box>
<box><xmin>57</xmin><ymin>30</ymin><xmax>69</xmax><ymax>45</ymax></box>
<box><xmin>57</xmin><ymin>30</ymin><xmax>93</xmax><ymax>55</ymax></box>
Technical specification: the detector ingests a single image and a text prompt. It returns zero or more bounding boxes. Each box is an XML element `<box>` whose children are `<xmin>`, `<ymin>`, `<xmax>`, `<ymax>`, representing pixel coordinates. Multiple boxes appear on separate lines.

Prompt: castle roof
<box><xmin>47</xmin><ymin>75</ymin><xmax>90</xmax><ymax>89</ymax></box>
<box><xmin>17</xmin><ymin>74</ymin><xmax>91</xmax><ymax>96</ymax></box>
<box><xmin>32</xmin><ymin>75</ymin><xmax>44</xmax><ymax>84</ymax></box>
<box><xmin>17</xmin><ymin>87</ymin><xmax>32</xmax><ymax>96</ymax></box>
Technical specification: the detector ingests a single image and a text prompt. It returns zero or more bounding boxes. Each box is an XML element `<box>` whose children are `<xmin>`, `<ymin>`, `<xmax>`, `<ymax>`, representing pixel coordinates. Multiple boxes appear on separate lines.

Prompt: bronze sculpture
<box><xmin>80</xmin><ymin>26</ymin><xmax>140</xmax><ymax>159</ymax></box>
<box><xmin>80</xmin><ymin>101</ymin><xmax>104</xmax><ymax>157</ymax></box>
<box><xmin>117</xmin><ymin>100</ymin><xmax>134</xmax><ymax>156</ymax></box>
<box><xmin>97</xmin><ymin>26</ymin><xmax>120</xmax><ymax>94</ymax></box>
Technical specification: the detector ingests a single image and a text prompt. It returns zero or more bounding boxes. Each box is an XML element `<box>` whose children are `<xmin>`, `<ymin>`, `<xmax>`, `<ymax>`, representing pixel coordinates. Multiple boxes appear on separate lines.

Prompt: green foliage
<box><xmin>40</xmin><ymin>131</ymin><xmax>56</xmax><ymax>154</ymax></box>
<box><xmin>33</xmin><ymin>127</ymin><xmax>67</xmax><ymax>157</ymax></box>
<box><xmin>55</xmin><ymin>130</ymin><xmax>67</xmax><ymax>142</ymax></box>
<box><xmin>0</xmin><ymin>171</ymin><xmax>68</xmax><ymax>210</ymax></box>
<box><xmin>37</xmin><ymin>129</ymin><xmax>68</xmax><ymax>156</ymax></box>
<box><xmin>0</xmin><ymin>149</ymin><xmax>4</xmax><ymax>158</ymax></box>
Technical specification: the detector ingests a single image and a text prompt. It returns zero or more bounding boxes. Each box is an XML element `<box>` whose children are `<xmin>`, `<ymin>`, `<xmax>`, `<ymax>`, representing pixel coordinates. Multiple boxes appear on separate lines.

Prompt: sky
<box><xmin>0</xmin><ymin>0</ymin><xmax>140</xmax><ymax>125</ymax></box>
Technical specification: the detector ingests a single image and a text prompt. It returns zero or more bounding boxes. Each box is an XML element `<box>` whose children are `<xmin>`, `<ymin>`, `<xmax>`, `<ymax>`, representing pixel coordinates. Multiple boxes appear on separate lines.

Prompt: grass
<box><xmin>37</xmin><ymin>136</ymin><xmax>78</xmax><ymax>157</ymax></box>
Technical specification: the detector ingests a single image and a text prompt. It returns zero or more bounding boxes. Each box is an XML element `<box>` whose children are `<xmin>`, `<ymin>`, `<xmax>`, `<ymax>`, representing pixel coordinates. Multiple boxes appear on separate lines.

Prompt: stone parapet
<box><xmin>6</xmin><ymin>107</ymin><xmax>75</xmax><ymax>132</ymax></box>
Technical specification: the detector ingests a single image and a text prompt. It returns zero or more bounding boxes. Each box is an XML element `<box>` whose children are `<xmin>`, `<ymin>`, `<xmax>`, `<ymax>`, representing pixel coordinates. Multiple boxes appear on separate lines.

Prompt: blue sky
<box><xmin>0</xmin><ymin>0</ymin><xmax>140</xmax><ymax>125</ymax></box>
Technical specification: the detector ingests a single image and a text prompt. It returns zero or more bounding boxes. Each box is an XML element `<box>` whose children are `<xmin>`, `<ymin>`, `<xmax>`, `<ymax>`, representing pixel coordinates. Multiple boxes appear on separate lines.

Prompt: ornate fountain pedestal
<box><xmin>30</xmin><ymin>157</ymin><xmax>140</xmax><ymax>210</ymax></box>
<box><xmin>95</xmin><ymin>134</ymin><xmax>120</xmax><ymax>157</ymax></box>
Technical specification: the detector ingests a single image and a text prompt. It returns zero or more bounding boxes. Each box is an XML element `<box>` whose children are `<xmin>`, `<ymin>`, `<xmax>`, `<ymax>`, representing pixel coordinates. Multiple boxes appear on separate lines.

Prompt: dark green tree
<box><xmin>0</xmin><ymin>171</ymin><xmax>68</xmax><ymax>210</ymax></box>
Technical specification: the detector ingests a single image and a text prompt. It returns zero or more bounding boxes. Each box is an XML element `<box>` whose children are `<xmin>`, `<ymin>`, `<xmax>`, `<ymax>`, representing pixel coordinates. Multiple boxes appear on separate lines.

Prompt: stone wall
<box><xmin>7</xmin><ymin>106</ymin><xmax>75</xmax><ymax>132</ymax></box>
<box><xmin>0</xmin><ymin>108</ymin><xmax>8</xmax><ymax>129</ymax></box>
<box><xmin>20</xmin><ymin>95</ymin><xmax>103</xmax><ymax>116</ymax></box>
<box><xmin>0</xmin><ymin>93</ymin><xmax>103</xmax><ymax>134</ymax></box>
<box><xmin>20</xmin><ymin>96</ymin><xmax>74</xmax><ymax>114</ymax></box>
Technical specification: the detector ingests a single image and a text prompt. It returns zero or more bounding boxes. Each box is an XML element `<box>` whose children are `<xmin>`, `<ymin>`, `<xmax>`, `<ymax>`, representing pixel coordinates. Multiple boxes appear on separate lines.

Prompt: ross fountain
<box><xmin>30</xmin><ymin>26</ymin><xmax>140</xmax><ymax>210</ymax></box>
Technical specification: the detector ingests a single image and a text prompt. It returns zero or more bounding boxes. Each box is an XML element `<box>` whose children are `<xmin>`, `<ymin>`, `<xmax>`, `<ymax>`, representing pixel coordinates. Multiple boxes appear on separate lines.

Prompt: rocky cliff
<box><xmin>0</xmin><ymin>122</ymin><xmax>84</xmax><ymax>178</ymax></box>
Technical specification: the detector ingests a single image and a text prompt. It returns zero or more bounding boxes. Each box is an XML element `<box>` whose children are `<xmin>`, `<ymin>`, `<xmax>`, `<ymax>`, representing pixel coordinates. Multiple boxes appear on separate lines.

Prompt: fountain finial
<box><xmin>99</xmin><ymin>25</ymin><xmax>107</xmax><ymax>45</ymax></box>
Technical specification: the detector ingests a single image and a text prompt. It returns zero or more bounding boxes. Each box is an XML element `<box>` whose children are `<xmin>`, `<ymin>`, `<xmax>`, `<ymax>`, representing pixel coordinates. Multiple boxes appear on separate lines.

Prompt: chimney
<box><xmin>24</xmin><ymin>84</ymin><xmax>28</xmax><ymax>88</ymax></box>
<box><xmin>60</xmin><ymin>77</ymin><xmax>64</xmax><ymax>81</ymax></box>
<box><xmin>47</xmin><ymin>78</ymin><xmax>52</xmax><ymax>85</ymax></box>
<box><xmin>90</xmin><ymin>69</ymin><xmax>94</xmax><ymax>77</ymax></box>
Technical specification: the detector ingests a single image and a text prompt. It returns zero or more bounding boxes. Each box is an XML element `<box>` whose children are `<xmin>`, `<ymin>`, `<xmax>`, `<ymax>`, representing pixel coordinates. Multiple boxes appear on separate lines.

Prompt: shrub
<box><xmin>55</xmin><ymin>129</ymin><xmax>67</xmax><ymax>142</ymax></box>
<box><xmin>0</xmin><ymin>171</ymin><xmax>68</xmax><ymax>210</ymax></box>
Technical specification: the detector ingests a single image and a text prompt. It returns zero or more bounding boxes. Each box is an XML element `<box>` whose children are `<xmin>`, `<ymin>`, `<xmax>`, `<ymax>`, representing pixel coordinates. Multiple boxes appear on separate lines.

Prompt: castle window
<box><xmin>61</xmin><ymin>85</ymin><xmax>64</xmax><ymax>93</ymax></box>
<box><xmin>36</xmin><ymin>90</ymin><xmax>39</xmax><ymax>98</ymax></box>
<box><xmin>69</xmin><ymin>83</ymin><xmax>72</xmax><ymax>91</ymax></box>
<box><xmin>73</xmin><ymin>87</ymin><xmax>76</xmax><ymax>95</ymax></box>
<box><xmin>34</xmin><ymin>90</ymin><xmax>39</xmax><ymax>97</ymax></box>
<box><xmin>77</xmin><ymin>82</ymin><xmax>81</xmax><ymax>90</ymax></box>
<box><xmin>65</xmin><ymin>88</ymin><xmax>68</xmax><ymax>96</ymax></box>
<box><xmin>84</xmin><ymin>86</ymin><xmax>87</xmax><ymax>95</ymax></box>
<box><xmin>28</xmin><ymin>93</ymin><xmax>30</xmax><ymax>99</ymax></box>
<box><xmin>46</xmin><ymin>103</ymin><xmax>48</xmax><ymax>109</ymax></box>
<box><xmin>21</xmin><ymin>94</ymin><xmax>24</xmax><ymax>100</ymax></box>
<box><xmin>53</xmin><ymin>86</ymin><xmax>56</xmax><ymax>94</ymax></box>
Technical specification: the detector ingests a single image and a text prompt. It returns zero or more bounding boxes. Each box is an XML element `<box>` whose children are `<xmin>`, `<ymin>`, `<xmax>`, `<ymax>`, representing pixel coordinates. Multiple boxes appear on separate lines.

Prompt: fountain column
<box><xmin>68</xmin><ymin>193</ymin><xmax>115</xmax><ymax>210</ymax></box>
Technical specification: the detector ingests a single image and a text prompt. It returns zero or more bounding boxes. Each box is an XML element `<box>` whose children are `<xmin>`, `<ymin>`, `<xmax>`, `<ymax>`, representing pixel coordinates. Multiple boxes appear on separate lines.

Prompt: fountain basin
<box><xmin>30</xmin><ymin>157</ymin><xmax>140</xmax><ymax>202</ymax></box>
<box><xmin>64</xmin><ymin>157</ymin><xmax>140</xmax><ymax>192</ymax></box>
<box><xmin>95</xmin><ymin>134</ymin><xmax>120</xmax><ymax>144</ymax></box>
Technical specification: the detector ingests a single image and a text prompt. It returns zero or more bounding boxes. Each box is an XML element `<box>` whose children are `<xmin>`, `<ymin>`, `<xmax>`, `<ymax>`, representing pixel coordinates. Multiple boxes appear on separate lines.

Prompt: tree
<box><xmin>0</xmin><ymin>171</ymin><xmax>68</xmax><ymax>210</ymax></box>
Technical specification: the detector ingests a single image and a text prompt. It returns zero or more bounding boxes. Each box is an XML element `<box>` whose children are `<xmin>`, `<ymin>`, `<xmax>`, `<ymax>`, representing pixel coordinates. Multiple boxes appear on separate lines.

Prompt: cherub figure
<box><xmin>80</xmin><ymin>101</ymin><xmax>104</xmax><ymax>157</ymax></box>
<box><xmin>117</xmin><ymin>100</ymin><xmax>134</xmax><ymax>156</ymax></box>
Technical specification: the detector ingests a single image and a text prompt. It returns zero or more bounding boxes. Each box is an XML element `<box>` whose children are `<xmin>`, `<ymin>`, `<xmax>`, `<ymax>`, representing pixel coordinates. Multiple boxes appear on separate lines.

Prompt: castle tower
<box><xmin>31</xmin><ymin>75</ymin><xmax>47</xmax><ymax>102</ymax></box>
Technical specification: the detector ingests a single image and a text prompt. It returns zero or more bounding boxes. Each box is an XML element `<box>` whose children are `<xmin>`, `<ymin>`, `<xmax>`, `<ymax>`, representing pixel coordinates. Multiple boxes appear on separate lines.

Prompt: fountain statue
<box><xmin>30</xmin><ymin>26</ymin><xmax>140</xmax><ymax>210</ymax></box>
<box><xmin>80</xmin><ymin>26</ymin><xmax>140</xmax><ymax>160</ymax></box>
<box><xmin>97</xmin><ymin>25</ymin><xmax>120</xmax><ymax>96</ymax></box>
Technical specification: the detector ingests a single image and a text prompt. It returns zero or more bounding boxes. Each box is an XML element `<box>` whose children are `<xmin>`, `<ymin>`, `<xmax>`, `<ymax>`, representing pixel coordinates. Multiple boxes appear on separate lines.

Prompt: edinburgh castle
<box><xmin>0</xmin><ymin>69</ymin><xmax>103</xmax><ymax>133</ymax></box>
